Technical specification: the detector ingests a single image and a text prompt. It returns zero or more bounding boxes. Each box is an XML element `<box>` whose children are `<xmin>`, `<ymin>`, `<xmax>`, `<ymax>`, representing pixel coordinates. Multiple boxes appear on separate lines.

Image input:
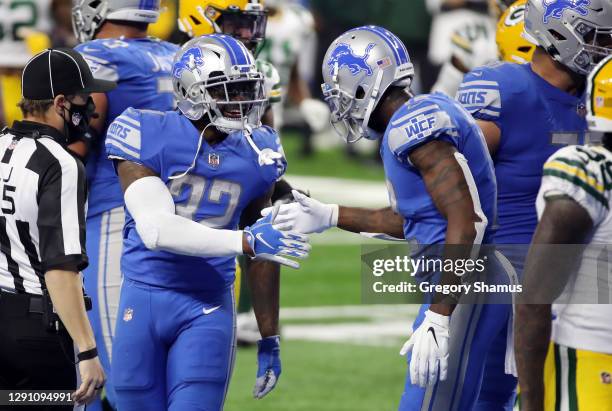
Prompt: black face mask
<box><xmin>62</xmin><ymin>97</ymin><xmax>96</xmax><ymax>144</ymax></box>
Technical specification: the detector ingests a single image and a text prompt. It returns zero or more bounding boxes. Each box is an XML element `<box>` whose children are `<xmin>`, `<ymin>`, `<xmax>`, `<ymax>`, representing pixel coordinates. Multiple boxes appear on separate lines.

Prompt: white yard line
<box><xmin>280</xmin><ymin>304</ymin><xmax>420</xmax><ymax>319</ymax></box>
<box><xmin>283</xmin><ymin>321</ymin><xmax>412</xmax><ymax>347</ymax></box>
<box><xmin>284</xmin><ymin>175</ymin><xmax>389</xmax><ymax>208</ymax></box>
<box><xmin>279</xmin><ymin>305</ymin><xmax>419</xmax><ymax>347</ymax></box>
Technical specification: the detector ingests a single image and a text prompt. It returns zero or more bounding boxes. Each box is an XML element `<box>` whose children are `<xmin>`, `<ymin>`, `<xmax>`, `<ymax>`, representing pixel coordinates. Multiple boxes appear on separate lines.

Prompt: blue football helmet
<box><xmin>321</xmin><ymin>26</ymin><xmax>414</xmax><ymax>143</ymax></box>
<box><xmin>72</xmin><ymin>0</ymin><xmax>161</xmax><ymax>42</ymax></box>
<box><xmin>173</xmin><ymin>34</ymin><xmax>266</xmax><ymax>134</ymax></box>
<box><xmin>524</xmin><ymin>0</ymin><xmax>612</xmax><ymax>74</ymax></box>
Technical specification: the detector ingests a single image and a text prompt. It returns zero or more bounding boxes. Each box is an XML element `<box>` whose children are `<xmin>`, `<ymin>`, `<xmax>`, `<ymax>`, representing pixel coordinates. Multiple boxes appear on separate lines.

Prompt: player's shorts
<box><xmin>544</xmin><ymin>342</ymin><xmax>612</xmax><ymax>411</ymax></box>
<box><xmin>398</xmin><ymin>250</ymin><xmax>518</xmax><ymax>411</ymax></box>
<box><xmin>83</xmin><ymin>206</ymin><xmax>125</xmax><ymax>409</ymax></box>
<box><xmin>112</xmin><ymin>278</ymin><xmax>236</xmax><ymax>411</ymax></box>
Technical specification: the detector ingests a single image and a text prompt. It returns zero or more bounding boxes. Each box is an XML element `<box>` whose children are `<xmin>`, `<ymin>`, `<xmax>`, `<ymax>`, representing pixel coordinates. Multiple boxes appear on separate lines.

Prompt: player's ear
<box><xmin>53</xmin><ymin>94</ymin><xmax>67</xmax><ymax>115</ymax></box>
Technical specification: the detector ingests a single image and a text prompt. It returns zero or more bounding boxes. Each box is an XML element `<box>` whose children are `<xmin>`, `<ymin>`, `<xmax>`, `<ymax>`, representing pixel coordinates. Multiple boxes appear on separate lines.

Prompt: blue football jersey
<box><xmin>457</xmin><ymin>62</ymin><xmax>588</xmax><ymax>244</ymax></box>
<box><xmin>105</xmin><ymin>109</ymin><xmax>286</xmax><ymax>291</ymax></box>
<box><xmin>381</xmin><ymin>92</ymin><xmax>497</xmax><ymax>244</ymax></box>
<box><xmin>75</xmin><ymin>37</ymin><xmax>178</xmax><ymax>218</ymax></box>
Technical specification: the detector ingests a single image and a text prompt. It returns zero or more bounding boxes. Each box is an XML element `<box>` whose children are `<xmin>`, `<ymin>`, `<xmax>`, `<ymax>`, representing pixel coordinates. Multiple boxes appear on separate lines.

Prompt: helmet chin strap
<box><xmin>169</xmin><ymin>119</ymin><xmax>213</xmax><ymax>180</ymax></box>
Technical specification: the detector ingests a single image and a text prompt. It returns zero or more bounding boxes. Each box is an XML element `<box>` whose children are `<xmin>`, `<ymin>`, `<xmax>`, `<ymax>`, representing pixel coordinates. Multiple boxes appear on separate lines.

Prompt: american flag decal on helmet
<box><xmin>377</xmin><ymin>57</ymin><xmax>392</xmax><ymax>69</ymax></box>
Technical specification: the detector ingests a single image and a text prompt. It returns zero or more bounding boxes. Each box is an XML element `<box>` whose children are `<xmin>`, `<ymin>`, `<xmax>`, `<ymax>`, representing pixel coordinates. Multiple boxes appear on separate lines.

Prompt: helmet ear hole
<box><xmin>548</xmin><ymin>29</ymin><xmax>567</xmax><ymax>41</ymax></box>
<box><xmin>355</xmin><ymin>86</ymin><xmax>366</xmax><ymax>99</ymax></box>
<box><xmin>190</xmin><ymin>15</ymin><xmax>201</xmax><ymax>26</ymax></box>
<box><xmin>89</xmin><ymin>0</ymin><xmax>101</xmax><ymax>8</ymax></box>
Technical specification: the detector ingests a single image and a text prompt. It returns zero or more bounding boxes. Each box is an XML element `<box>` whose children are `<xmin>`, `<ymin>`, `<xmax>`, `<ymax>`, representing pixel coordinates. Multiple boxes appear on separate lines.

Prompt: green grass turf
<box><xmin>280</xmin><ymin>244</ymin><xmax>362</xmax><ymax>307</ymax></box>
<box><xmin>225</xmin><ymin>340</ymin><xmax>406</xmax><ymax>411</ymax></box>
<box><xmin>281</xmin><ymin>132</ymin><xmax>385</xmax><ymax>181</ymax></box>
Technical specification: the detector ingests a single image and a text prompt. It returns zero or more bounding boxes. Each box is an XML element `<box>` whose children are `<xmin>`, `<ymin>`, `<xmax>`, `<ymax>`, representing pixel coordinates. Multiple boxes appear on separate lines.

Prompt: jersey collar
<box><xmin>527</xmin><ymin>64</ymin><xmax>584</xmax><ymax>105</ymax></box>
<box><xmin>9</xmin><ymin>120</ymin><xmax>68</xmax><ymax>146</ymax></box>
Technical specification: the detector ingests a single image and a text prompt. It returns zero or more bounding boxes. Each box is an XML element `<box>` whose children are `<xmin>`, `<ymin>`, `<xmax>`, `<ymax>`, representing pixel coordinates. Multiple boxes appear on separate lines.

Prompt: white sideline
<box><xmin>279</xmin><ymin>305</ymin><xmax>420</xmax><ymax>346</ymax></box>
<box><xmin>284</xmin><ymin>175</ymin><xmax>389</xmax><ymax>208</ymax></box>
<box><xmin>280</xmin><ymin>304</ymin><xmax>420</xmax><ymax>319</ymax></box>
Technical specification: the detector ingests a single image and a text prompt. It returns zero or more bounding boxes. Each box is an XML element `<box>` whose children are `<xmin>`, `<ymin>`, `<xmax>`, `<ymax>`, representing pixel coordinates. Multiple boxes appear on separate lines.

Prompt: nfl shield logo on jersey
<box><xmin>208</xmin><ymin>153</ymin><xmax>221</xmax><ymax>168</ymax></box>
<box><xmin>123</xmin><ymin>308</ymin><xmax>134</xmax><ymax>322</ymax></box>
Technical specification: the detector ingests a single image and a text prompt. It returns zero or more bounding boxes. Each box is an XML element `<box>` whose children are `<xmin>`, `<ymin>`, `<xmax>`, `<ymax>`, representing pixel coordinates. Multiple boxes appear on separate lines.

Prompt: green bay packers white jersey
<box><xmin>0</xmin><ymin>0</ymin><xmax>52</xmax><ymax>68</ymax></box>
<box><xmin>536</xmin><ymin>144</ymin><xmax>612</xmax><ymax>354</ymax></box>
<box><xmin>255</xmin><ymin>58</ymin><xmax>282</xmax><ymax>105</ymax></box>
<box><xmin>431</xmin><ymin>17</ymin><xmax>497</xmax><ymax>95</ymax></box>
<box><xmin>257</xmin><ymin>3</ymin><xmax>314</xmax><ymax>88</ymax></box>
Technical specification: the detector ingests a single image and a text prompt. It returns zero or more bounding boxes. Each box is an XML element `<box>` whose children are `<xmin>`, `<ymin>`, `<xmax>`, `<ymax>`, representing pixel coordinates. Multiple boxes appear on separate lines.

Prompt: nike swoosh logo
<box><xmin>427</xmin><ymin>327</ymin><xmax>439</xmax><ymax>347</ymax></box>
<box><xmin>256</xmin><ymin>232</ymin><xmax>273</xmax><ymax>249</ymax></box>
<box><xmin>472</xmin><ymin>71</ymin><xmax>483</xmax><ymax>77</ymax></box>
<box><xmin>203</xmin><ymin>305</ymin><xmax>222</xmax><ymax>315</ymax></box>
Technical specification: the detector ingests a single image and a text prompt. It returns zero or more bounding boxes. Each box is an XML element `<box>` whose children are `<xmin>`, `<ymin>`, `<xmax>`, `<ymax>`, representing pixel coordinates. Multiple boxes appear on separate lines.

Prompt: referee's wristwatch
<box><xmin>77</xmin><ymin>347</ymin><xmax>98</xmax><ymax>362</ymax></box>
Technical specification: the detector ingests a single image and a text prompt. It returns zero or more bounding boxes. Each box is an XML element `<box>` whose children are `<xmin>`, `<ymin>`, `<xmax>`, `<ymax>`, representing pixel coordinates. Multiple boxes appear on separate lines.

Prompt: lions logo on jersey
<box><xmin>172</xmin><ymin>46</ymin><xmax>204</xmax><ymax>78</ymax></box>
<box><xmin>327</xmin><ymin>43</ymin><xmax>375</xmax><ymax>76</ymax></box>
<box><xmin>542</xmin><ymin>0</ymin><xmax>590</xmax><ymax>24</ymax></box>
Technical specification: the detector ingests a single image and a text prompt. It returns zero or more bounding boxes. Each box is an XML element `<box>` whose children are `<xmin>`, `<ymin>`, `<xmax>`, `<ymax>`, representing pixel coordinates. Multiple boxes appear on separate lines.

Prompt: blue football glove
<box><xmin>244</xmin><ymin>205</ymin><xmax>310</xmax><ymax>269</ymax></box>
<box><xmin>253</xmin><ymin>335</ymin><xmax>281</xmax><ymax>399</ymax></box>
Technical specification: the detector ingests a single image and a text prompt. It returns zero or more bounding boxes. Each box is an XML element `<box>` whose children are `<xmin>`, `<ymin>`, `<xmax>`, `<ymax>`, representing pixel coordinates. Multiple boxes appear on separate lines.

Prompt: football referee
<box><xmin>0</xmin><ymin>48</ymin><xmax>115</xmax><ymax>410</ymax></box>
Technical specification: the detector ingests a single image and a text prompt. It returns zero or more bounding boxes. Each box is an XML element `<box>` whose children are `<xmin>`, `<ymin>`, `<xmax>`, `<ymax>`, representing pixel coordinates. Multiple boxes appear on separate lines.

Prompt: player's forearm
<box><xmin>151</xmin><ymin>213</ymin><xmax>246</xmax><ymax>257</ymax></box>
<box><xmin>337</xmin><ymin>206</ymin><xmax>405</xmax><ymax>238</ymax></box>
<box><xmin>514</xmin><ymin>303</ymin><xmax>551</xmax><ymax>411</ymax></box>
<box><xmin>125</xmin><ymin>175</ymin><xmax>246</xmax><ymax>258</ymax></box>
<box><xmin>248</xmin><ymin>259</ymin><xmax>280</xmax><ymax>337</ymax></box>
<box><xmin>410</xmin><ymin>141</ymin><xmax>484</xmax><ymax>315</ymax></box>
<box><xmin>45</xmin><ymin>270</ymin><xmax>96</xmax><ymax>352</ymax></box>
<box><xmin>430</xmin><ymin>216</ymin><xmax>478</xmax><ymax>315</ymax></box>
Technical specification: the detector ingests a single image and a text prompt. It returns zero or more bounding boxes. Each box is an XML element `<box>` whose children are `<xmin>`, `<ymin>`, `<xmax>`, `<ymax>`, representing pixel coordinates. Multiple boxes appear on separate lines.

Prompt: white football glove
<box><xmin>261</xmin><ymin>190</ymin><xmax>339</xmax><ymax>234</ymax></box>
<box><xmin>299</xmin><ymin>98</ymin><xmax>331</xmax><ymax>133</ymax></box>
<box><xmin>400</xmin><ymin>310</ymin><xmax>450</xmax><ymax>388</ymax></box>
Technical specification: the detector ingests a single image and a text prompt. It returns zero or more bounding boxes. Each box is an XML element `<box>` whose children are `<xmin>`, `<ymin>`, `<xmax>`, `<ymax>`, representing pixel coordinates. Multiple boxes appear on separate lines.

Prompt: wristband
<box><xmin>329</xmin><ymin>204</ymin><xmax>339</xmax><ymax>228</ymax></box>
<box><xmin>77</xmin><ymin>347</ymin><xmax>98</xmax><ymax>362</ymax></box>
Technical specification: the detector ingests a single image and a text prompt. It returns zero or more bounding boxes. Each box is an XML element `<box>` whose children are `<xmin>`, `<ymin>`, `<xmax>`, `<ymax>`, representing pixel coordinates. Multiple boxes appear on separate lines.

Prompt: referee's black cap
<box><xmin>22</xmin><ymin>48</ymin><xmax>116</xmax><ymax>100</ymax></box>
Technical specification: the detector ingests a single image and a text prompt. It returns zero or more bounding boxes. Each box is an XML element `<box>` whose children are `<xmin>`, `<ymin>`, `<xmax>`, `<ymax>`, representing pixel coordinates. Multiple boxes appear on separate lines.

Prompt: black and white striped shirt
<box><xmin>0</xmin><ymin>121</ymin><xmax>87</xmax><ymax>295</ymax></box>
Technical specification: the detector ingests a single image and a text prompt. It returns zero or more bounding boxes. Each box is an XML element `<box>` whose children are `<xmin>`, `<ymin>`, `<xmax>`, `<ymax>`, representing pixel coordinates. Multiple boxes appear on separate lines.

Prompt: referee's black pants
<box><xmin>0</xmin><ymin>291</ymin><xmax>76</xmax><ymax>411</ymax></box>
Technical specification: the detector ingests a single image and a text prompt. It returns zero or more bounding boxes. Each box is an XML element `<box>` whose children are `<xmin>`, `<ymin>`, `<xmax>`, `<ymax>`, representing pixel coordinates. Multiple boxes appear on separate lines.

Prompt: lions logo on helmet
<box><xmin>542</xmin><ymin>0</ymin><xmax>590</xmax><ymax>24</ymax></box>
<box><xmin>172</xmin><ymin>47</ymin><xmax>205</xmax><ymax>78</ymax></box>
<box><xmin>327</xmin><ymin>43</ymin><xmax>376</xmax><ymax>77</ymax></box>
